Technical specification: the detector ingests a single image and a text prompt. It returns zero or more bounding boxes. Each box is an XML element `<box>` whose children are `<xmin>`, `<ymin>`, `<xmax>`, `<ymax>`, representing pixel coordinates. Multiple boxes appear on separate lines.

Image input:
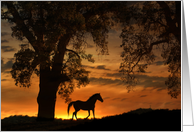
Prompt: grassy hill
<box><xmin>1</xmin><ymin>108</ymin><xmax>181</xmax><ymax>131</ymax></box>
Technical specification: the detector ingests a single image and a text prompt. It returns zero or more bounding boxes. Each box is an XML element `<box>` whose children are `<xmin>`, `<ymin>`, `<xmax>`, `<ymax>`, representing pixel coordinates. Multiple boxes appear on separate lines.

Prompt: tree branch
<box><xmin>52</xmin><ymin>34</ymin><xmax>72</xmax><ymax>73</ymax></box>
<box><xmin>156</xmin><ymin>1</ymin><xmax>180</xmax><ymax>43</ymax></box>
<box><xmin>66</xmin><ymin>49</ymin><xmax>81</xmax><ymax>60</ymax></box>
<box><xmin>31</xmin><ymin>56</ymin><xmax>40</xmax><ymax>70</ymax></box>
<box><xmin>148</xmin><ymin>39</ymin><xmax>168</xmax><ymax>53</ymax></box>
<box><xmin>5</xmin><ymin>2</ymin><xmax>39</xmax><ymax>52</ymax></box>
<box><xmin>130</xmin><ymin>39</ymin><xmax>168</xmax><ymax>73</ymax></box>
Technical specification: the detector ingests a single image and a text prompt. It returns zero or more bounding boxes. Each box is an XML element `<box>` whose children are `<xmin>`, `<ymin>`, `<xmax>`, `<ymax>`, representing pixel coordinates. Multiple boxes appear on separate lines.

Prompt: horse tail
<box><xmin>67</xmin><ymin>102</ymin><xmax>74</xmax><ymax>117</ymax></box>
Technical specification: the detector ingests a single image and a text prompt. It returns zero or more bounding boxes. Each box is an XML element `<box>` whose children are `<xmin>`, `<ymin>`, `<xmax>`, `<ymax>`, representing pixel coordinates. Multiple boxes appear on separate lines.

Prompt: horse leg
<box><xmin>72</xmin><ymin>104</ymin><xmax>80</xmax><ymax>120</ymax></box>
<box><xmin>75</xmin><ymin>111</ymin><xmax>78</xmax><ymax>120</ymax></box>
<box><xmin>72</xmin><ymin>111</ymin><xmax>78</xmax><ymax>120</ymax></box>
<box><xmin>85</xmin><ymin>110</ymin><xmax>90</xmax><ymax>119</ymax></box>
<box><xmin>92</xmin><ymin>109</ymin><xmax>95</xmax><ymax>119</ymax></box>
<box><xmin>72</xmin><ymin>111</ymin><xmax>75</xmax><ymax>120</ymax></box>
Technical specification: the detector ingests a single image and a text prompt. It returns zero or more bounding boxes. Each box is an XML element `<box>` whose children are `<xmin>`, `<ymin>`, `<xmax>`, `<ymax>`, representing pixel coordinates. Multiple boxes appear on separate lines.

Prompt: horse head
<box><xmin>97</xmin><ymin>93</ymin><xmax>103</xmax><ymax>102</ymax></box>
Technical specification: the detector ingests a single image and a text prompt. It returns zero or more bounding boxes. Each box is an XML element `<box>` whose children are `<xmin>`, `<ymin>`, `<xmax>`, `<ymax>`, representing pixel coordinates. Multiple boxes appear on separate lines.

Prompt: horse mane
<box><xmin>87</xmin><ymin>93</ymin><xmax>100</xmax><ymax>101</ymax></box>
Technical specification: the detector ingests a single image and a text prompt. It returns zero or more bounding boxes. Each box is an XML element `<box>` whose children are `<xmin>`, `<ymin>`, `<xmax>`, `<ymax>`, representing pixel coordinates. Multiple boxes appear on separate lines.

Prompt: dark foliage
<box><xmin>119</xmin><ymin>1</ymin><xmax>181</xmax><ymax>98</ymax></box>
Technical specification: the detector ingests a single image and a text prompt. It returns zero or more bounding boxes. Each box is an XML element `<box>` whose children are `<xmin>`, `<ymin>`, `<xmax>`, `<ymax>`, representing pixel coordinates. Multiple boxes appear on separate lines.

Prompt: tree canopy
<box><xmin>119</xmin><ymin>1</ymin><xmax>181</xmax><ymax>98</ymax></box>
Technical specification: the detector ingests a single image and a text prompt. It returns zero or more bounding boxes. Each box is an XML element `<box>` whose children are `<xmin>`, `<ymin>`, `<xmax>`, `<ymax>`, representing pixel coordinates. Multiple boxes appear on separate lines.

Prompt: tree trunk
<box><xmin>36</xmin><ymin>67</ymin><xmax>59</xmax><ymax>121</ymax></box>
<box><xmin>36</xmin><ymin>34</ymin><xmax>71</xmax><ymax>121</ymax></box>
<box><xmin>37</xmin><ymin>83</ymin><xmax>58</xmax><ymax>121</ymax></box>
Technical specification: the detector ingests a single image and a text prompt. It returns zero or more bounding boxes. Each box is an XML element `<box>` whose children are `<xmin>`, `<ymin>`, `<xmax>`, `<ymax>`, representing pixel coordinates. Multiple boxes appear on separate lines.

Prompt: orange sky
<box><xmin>1</xmin><ymin>13</ymin><xmax>181</xmax><ymax>120</ymax></box>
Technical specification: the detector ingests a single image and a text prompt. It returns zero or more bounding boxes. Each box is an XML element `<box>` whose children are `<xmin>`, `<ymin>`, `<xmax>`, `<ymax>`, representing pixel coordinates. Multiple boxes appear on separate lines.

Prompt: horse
<box><xmin>67</xmin><ymin>93</ymin><xmax>103</xmax><ymax>120</ymax></box>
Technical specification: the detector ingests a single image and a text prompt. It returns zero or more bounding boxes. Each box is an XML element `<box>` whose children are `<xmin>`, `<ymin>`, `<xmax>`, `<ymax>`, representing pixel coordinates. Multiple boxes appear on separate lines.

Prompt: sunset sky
<box><xmin>1</xmin><ymin>2</ymin><xmax>181</xmax><ymax>120</ymax></box>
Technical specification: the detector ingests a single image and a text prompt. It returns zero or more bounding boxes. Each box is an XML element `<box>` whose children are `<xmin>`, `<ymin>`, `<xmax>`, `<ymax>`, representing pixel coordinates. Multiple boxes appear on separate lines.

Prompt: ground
<box><xmin>1</xmin><ymin>108</ymin><xmax>181</xmax><ymax>131</ymax></box>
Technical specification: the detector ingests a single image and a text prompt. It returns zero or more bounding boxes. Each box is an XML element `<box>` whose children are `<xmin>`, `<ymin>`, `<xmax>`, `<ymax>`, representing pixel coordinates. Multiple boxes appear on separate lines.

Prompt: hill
<box><xmin>1</xmin><ymin>108</ymin><xmax>181</xmax><ymax>131</ymax></box>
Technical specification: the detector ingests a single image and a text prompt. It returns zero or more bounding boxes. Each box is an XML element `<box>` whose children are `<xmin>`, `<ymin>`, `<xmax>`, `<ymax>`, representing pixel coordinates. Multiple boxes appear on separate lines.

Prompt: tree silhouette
<box><xmin>119</xmin><ymin>1</ymin><xmax>181</xmax><ymax>98</ymax></box>
<box><xmin>1</xmin><ymin>1</ymin><xmax>127</xmax><ymax>120</ymax></box>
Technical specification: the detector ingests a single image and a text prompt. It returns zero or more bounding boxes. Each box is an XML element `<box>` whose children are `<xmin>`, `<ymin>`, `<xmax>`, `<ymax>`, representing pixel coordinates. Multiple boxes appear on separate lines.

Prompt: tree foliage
<box><xmin>119</xmin><ymin>1</ymin><xmax>181</xmax><ymax>98</ymax></box>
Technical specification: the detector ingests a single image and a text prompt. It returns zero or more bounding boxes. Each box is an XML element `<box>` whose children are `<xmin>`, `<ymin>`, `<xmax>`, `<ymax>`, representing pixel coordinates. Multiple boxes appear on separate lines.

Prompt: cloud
<box><xmin>111</xmin><ymin>97</ymin><xmax>127</xmax><ymax>101</ymax></box>
<box><xmin>1</xmin><ymin>58</ymin><xmax>14</xmax><ymax>73</ymax></box>
<box><xmin>3</xmin><ymin>71</ymin><xmax>12</xmax><ymax>74</ymax></box>
<box><xmin>1</xmin><ymin>46</ymin><xmax>17</xmax><ymax>52</ymax></box>
<box><xmin>121</xmin><ymin>98</ymin><xmax>127</xmax><ymax>101</ymax></box>
<box><xmin>165</xmin><ymin>102</ymin><xmax>172</xmax><ymax>105</ymax></box>
<box><xmin>140</xmin><ymin>95</ymin><xmax>147</xmax><ymax>97</ymax></box>
<box><xmin>109</xmin><ymin>29</ymin><xmax>118</xmax><ymax>35</ymax></box>
<box><xmin>87</xmin><ymin>44</ymin><xmax>94</xmax><ymax>48</ymax></box>
<box><xmin>1</xmin><ymin>79</ymin><xmax>7</xmax><ymax>81</ymax></box>
<box><xmin>106</xmin><ymin>72</ymin><xmax>168</xmax><ymax>91</ymax></box>
<box><xmin>96</xmin><ymin>65</ymin><xmax>110</xmax><ymax>70</ymax></box>
<box><xmin>82</xmin><ymin>65</ymin><xmax>95</xmax><ymax>69</ymax></box>
<box><xmin>1</xmin><ymin>40</ymin><xmax>9</xmax><ymax>43</ymax></box>
<box><xmin>103</xmin><ymin>59</ymin><xmax>110</xmax><ymax>62</ymax></box>
<box><xmin>103</xmin><ymin>97</ymin><xmax>110</xmax><ymax>100</ymax></box>
<box><xmin>89</xmin><ymin>77</ymin><xmax>125</xmax><ymax>86</ymax></box>
<box><xmin>154</xmin><ymin>61</ymin><xmax>164</xmax><ymax>66</ymax></box>
<box><xmin>1</xmin><ymin>32</ymin><xmax>9</xmax><ymax>37</ymax></box>
<box><xmin>106</xmin><ymin>72</ymin><xmax>123</xmax><ymax>78</ymax></box>
<box><xmin>137</xmin><ymin>75</ymin><xmax>167</xmax><ymax>90</ymax></box>
<box><xmin>82</xmin><ymin>64</ymin><xmax>110</xmax><ymax>71</ymax></box>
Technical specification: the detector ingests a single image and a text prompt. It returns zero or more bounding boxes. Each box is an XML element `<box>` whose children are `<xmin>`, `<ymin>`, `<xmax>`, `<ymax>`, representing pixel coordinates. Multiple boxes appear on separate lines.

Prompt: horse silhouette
<box><xmin>67</xmin><ymin>93</ymin><xmax>103</xmax><ymax>120</ymax></box>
